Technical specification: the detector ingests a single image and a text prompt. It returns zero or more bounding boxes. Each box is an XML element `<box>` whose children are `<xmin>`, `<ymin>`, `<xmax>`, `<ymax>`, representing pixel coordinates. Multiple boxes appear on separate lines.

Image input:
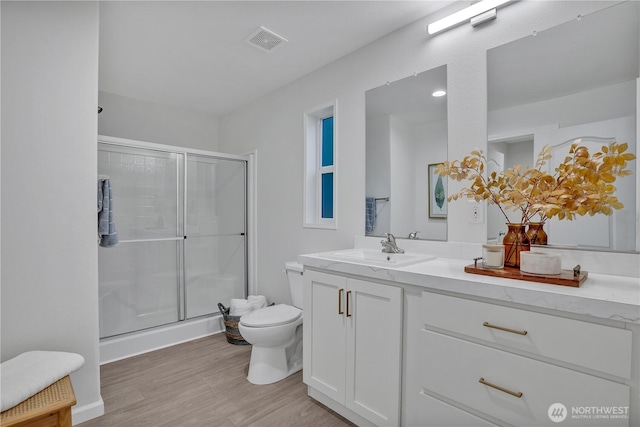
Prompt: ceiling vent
<box><xmin>245</xmin><ymin>26</ymin><xmax>288</xmax><ymax>52</ymax></box>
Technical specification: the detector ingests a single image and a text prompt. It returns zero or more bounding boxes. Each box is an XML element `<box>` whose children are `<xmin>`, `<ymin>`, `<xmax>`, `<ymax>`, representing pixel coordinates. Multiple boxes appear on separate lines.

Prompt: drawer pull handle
<box><xmin>483</xmin><ymin>321</ymin><xmax>528</xmax><ymax>335</ymax></box>
<box><xmin>346</xmin><ymin>290</ymin><xmax>352</xmax><ymax>317</ymax></box>
<box><xmin>479</xmin><ymin>377</ymin><xmax>523</xmax><ymax>398</ymax></box>
<box><xmin>338</xmin><ymin>289</ymin><xmax>344</xmax><ymax>315</ymax></box>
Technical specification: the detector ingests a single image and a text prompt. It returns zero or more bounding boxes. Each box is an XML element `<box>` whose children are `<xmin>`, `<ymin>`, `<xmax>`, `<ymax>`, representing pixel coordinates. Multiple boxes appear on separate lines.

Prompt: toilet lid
<box><xmin>240</xmin><ymin>304</ymin><xmax>302</xmax><ymax>327</ymax></box>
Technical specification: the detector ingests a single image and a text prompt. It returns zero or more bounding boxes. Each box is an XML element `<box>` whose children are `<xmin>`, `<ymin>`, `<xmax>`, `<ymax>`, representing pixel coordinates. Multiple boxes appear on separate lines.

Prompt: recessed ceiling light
<box><xmin>432</xmin><ymin>90</ymin><xmax>447</xmax><ymax>97</ymax></box>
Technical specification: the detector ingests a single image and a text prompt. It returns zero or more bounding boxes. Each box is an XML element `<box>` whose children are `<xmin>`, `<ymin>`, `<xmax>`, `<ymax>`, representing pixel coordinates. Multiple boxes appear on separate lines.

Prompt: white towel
<box><xmin>0</xmin><ymin>351</ymin><xmax>85</xmax><ymax>412</ymax></box>
<box><xmin>229</xmin><ymin>298</ymin><xmax>252</xmax><ymax>317</ymax></box>
<box><xmin>247</xmin><ymin>295</ymin><xmax>267</xmax><ymax>311</ymax></box>
<box><xmin>229</xmin><ymin>295</ymin><xmax>268</xmax><ymax>316</ymax></box>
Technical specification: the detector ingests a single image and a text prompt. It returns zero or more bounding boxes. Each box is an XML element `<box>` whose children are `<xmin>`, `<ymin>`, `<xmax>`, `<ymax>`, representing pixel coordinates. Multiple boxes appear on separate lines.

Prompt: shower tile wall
<box><xmin>100</xmin><ymin>151</ymin><xmax>180</xmax><ymax>239</ymax></box>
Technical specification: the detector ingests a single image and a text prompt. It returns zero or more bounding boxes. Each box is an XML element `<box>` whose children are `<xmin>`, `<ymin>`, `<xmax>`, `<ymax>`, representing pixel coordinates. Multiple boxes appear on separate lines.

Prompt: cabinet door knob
<box><xmin>479</xmin><ymin>377</ymin><xmax>523</xmax><ymax>398</ymax></box>
<box><xmin>346</xmin><ymin>290</ymin><xmax>352</xmax><ymax>317</ymax></box>
<box><xmin>338</xmin><ymin>288</ymin><xmax>344</xmax><ymax>315</ymax></box>
<box><xmin>483</xmin><ymin>321</ymin><xmax>528</xmax><ymax>335</ymax></box>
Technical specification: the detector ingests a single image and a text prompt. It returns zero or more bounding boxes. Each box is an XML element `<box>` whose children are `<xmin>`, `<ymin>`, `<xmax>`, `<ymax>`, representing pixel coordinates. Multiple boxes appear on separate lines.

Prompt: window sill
<box><xmin>303</xmin><ymin>222</ymin><xmax>337</xmax><ymax>230</ymax></box>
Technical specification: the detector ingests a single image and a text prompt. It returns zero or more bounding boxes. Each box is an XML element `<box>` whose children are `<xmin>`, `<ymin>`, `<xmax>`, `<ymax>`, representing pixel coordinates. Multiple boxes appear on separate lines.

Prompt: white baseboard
<box><xmin>72</xmin><ymin>398</ymin><xmax>104</xmax><ymax>425</ymax></box>
<box><xmin>100</xmin><ymin>315</ymin><xmax>225</xmax><ymax>365</ymax></box>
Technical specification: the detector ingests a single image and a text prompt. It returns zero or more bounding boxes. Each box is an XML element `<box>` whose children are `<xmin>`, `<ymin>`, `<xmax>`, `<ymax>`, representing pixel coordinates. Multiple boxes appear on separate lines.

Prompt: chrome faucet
<box><xmin>381</xmin><ymin>233</ymin><xmax>404</xmax><ymax>253</ymax></box>
<box><xmin>408</xmin><ymin>231</ymin><xmax>419</xmax><ymax>239</ymax></box>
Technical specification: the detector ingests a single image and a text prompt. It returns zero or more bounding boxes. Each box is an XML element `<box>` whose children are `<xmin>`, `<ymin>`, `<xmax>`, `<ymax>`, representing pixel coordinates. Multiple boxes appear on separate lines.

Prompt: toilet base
<box><xmin>246</xmin><ymin>325</ymin><xmax>303</xmax><ymax>385</ymax></box>
<box><xmin>247</xmin><ymin>347</ymin><xmax>302</xmax><ymax>385</ymax></box>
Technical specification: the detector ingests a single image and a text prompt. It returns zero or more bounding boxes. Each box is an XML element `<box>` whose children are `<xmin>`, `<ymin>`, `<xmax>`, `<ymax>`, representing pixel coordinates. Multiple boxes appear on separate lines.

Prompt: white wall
<box><xmin>414</xmin><ymin>119</ymin><xmax>448</xmax><ymax>240</ymax></box>
<box><xmin>366</xmin><ymin>116</ymin><xmax>448</xmax><ymax>241</ymax></box>
<box><xmin>98</xmin><ymin>91</ymin><xmax>219</xmax><ymax>151</ymax></box>
<box><xmin>366</xmin><ymin>116</ymin><xmax>391</xmax><ymax>236</ymax></box>
<box><xmin>390</xmin><ymin>117</ymin><xmax>415</xmax><ymax>238</ymax></box>
<box><xmin>1</xmin><ymin>1</ymin><xmax>103</xmax><ymax>422</ymax></box>
<box><xmin>486</xmin><ymin>139</ymin><xmax>534</xmax><ymax>236</ymax></box>
<box><xmin>366</xmin><ymin>115</ymin><xmax>448</xmax><ymax>240</ymax></box>
<box><xmin>218</xmin><ymin>1</ymin><xmax>624</xmax><ymax>304</ymax></box>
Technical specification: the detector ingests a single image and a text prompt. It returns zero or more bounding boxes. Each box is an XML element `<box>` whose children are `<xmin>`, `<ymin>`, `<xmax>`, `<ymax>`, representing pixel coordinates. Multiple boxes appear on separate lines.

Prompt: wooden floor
<box><xmin>79</xmin><ymin>334</ymin><xmax>354</xmax><ymax>427</ymax></box>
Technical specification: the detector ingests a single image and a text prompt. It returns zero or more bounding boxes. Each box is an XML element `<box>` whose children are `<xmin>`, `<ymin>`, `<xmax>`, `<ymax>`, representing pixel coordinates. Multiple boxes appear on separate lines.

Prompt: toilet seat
<box><xmin>240</xmin><ymin>304</ymin><xmax>302</xmax><ymax>328</ymax></box>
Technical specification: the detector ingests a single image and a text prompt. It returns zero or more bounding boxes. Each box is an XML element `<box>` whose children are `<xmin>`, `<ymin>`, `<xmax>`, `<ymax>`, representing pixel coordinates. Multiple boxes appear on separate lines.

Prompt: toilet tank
<box><xmin>285</xmin><ymin>261</ymin><xmax>304</xmax><ymax>308</ymax></box>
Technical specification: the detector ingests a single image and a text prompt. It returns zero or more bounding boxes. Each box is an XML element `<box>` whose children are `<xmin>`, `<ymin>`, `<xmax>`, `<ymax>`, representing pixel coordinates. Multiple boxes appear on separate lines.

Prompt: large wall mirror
<box><xmin>365</xmin><ymin>65</ymin><xmax>448</xmax><ymax>241</ymax></box>
<box><xmin>487</xmin><ymin>1</ymin><xmax>639</xmax><ymax>252</ymax></box>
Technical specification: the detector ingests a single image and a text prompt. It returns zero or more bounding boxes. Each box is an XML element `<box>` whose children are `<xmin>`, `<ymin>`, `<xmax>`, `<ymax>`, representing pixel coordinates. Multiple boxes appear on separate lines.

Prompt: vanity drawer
<box><xmin>420</xmin><ymin>330</ymin><xmax>630</xmax><ymax>427</ymax></box>
<box><xmin>421</xmin><ymin>292</ymin><xmax>632</xmax><ymax>378</ymax></box>
<box><xmin>416</xmin><ymin>390</ymin><xmax>498</xmax><ymax>427</ymax></box>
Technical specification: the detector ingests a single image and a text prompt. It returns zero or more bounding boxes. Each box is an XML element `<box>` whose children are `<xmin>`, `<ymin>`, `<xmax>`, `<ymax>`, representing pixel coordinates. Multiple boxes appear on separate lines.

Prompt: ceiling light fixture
<box><xmin>427</xmin><ymin>0</ymin><xmax>513</xmax><ymax>35</ymax></box>
<box><xmin>432</xmin><ymin>90</ymin><xmax>447</xmax><ymax>97</ymax></box>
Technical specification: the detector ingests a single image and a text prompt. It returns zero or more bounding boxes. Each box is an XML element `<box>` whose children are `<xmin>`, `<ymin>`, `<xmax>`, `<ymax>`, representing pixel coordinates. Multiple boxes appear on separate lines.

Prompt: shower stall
<box><xmin>97</xmin><ymin>137</ymin><xmax>248</xmax><ymax>342</ymax></box>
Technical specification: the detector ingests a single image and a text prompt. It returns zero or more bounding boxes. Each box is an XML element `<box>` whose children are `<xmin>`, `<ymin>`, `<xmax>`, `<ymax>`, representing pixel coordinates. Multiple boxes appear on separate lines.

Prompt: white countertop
<box><xmin>298</xmin><ymin>251</ymin><xmax>640</xmax><ymax>324</ymax></box>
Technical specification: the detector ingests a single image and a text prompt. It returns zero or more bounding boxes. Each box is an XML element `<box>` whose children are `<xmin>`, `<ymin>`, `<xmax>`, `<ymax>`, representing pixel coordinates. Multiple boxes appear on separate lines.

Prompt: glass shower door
<box><xmin>98</xmin><ymin>144</ymin><xmax>184</xmax><ymax>338</ymax></box>
<box><xmin>185</xmin><ymin>155</ymin><xmax>246</xmax><ymax>319</ymax></box>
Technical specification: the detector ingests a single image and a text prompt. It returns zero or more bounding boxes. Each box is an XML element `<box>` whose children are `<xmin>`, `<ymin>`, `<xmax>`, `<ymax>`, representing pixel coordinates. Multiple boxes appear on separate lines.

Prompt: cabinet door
<box><xmin>303</xmin><ymin>270</ymin><xmax>347</xmax><ymax>403</ymax></box>
<box><xmin>346</xmin><ymin>278</ymin><xmax>402</xmax><ymax>426</ymax></box>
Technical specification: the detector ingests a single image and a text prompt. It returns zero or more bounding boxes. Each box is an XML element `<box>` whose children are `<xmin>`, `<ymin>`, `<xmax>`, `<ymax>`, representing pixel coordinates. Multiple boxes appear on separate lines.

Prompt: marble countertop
<box><xmin>298</xmin><ymin>251</ymin><xmax>640</xmax><ymax>324</ymax></box>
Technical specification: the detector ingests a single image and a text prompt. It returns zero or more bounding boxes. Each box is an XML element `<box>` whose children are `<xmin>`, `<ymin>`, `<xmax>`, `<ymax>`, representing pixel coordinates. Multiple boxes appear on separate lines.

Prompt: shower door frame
<box><xmin>98</xmin><ymin>135</ymin><xmax>255</xmax><ymax>337</ymax></box>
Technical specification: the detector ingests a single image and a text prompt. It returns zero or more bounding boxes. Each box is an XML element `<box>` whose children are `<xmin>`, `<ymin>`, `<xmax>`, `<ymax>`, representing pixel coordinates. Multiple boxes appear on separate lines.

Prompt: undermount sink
<box><xmin>320</xmin><ymin>249</ymin><xmax>436</xmax><ymax>268</ymax></box>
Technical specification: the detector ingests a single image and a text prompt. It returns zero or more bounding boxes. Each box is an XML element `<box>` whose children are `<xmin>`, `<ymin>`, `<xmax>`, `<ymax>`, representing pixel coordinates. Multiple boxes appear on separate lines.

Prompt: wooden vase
<box><xmin>502</xmin><ymin>223</ymin><xmax>530</xmax><ymax>268</ymax></box>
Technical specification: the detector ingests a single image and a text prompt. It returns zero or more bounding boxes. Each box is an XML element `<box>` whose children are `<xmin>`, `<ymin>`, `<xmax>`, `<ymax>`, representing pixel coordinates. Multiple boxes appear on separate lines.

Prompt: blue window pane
<box><xmin>321</xmin><ymin>117</ymin><xmax>334</xmax><ymax>167</ymax></box>
<box><xmin>321</xmin><ymin>173</ymin><xmax>334</xmax><ymax>219</ymax></box>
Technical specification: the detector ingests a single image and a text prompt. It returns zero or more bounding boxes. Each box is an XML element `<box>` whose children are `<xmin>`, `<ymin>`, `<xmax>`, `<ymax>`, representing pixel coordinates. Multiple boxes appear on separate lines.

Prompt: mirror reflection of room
<box><xmin>487</xmin><ymin>1</ymin><xmax>639</xmax><ymax>252</ymax></box>
<box><xmin>365</xmin><ymin>65</ymin><xmax>448</xmax><ymax>241</ymax></box>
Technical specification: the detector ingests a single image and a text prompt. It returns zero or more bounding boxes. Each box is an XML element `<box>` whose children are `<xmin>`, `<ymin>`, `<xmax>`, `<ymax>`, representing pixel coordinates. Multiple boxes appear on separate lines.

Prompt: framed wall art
<box><xmin>428</xmin><ymin>163</ymin><xmax>447</xmax><ymax>219</ymax></box>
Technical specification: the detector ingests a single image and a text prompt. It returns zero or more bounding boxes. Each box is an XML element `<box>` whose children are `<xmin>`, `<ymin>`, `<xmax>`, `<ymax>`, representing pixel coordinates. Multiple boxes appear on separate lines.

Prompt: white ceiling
<box><xmin>99</xmin><ymin>0</ymin><xmax>455</xmax><ymax>117</ymax></box>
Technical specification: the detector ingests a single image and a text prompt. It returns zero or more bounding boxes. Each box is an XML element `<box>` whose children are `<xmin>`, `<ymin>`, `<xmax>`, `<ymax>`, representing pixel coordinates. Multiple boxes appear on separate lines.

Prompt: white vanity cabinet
<box><xmin>300</xmin><ymin>252</ymin><xmax>639</xmax><ymax>427</ymax></box>
<box><xmin>303</xmin><ymin>269</ymin><xmax>403</xmax><ymax>426</ymax></box>
<box><xmin>418</xmin><ymin>292</ymin><xmax>633</xmax><ymax>426</ymax></box>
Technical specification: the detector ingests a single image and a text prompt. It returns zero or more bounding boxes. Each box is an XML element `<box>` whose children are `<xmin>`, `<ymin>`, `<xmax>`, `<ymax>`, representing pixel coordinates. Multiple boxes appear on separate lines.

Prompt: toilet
<box><xmin>238</xmin><ymin>261</ymin><xmax>304</xmax><ymax>384</ymax></box>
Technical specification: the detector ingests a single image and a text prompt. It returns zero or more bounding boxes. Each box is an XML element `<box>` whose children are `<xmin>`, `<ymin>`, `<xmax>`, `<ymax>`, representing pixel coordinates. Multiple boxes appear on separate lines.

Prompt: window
<box><xmin>304</xmin><ymin>101</ymin><xmax>337</xmax><ymax>228</ymax></box>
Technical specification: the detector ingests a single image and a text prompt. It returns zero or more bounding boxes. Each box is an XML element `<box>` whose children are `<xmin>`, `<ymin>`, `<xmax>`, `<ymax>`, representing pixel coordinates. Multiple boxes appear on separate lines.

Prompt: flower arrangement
<box><xmin>435</xmin><ymin>140</ymin><xmax>636</xmax><ymax>227</ymax></box>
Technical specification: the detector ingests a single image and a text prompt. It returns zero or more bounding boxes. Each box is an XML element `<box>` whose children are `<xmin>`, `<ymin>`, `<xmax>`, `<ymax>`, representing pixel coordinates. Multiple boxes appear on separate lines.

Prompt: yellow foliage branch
<box><xmin>435</xmin><ymin>140</ymin><xmax>635</xmax><ymax>226</ymax></box>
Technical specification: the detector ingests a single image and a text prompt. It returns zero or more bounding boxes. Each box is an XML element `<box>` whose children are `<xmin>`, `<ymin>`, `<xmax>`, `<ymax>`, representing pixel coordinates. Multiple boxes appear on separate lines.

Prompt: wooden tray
<box><xmin>464</xmin><ymin>264</ymin><xmax>588</xmax><ymax>287</ymax></box>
